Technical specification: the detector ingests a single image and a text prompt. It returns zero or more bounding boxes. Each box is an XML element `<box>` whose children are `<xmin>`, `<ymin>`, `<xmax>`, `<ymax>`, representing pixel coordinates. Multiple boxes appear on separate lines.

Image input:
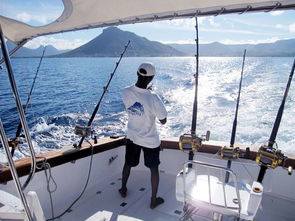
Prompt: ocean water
<box><xmin>0</xmin><ymin>57</ymin><xmax>295</xmax><ymax>160</ymax></box>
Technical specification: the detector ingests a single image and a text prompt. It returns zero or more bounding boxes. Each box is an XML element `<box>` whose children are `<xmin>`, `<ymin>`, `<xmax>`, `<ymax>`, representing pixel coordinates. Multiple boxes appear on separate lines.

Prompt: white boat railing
<box><xmin>0</xmin><ymin>120</ymin><xmax>33</xmax><ymax>220</ymax></box>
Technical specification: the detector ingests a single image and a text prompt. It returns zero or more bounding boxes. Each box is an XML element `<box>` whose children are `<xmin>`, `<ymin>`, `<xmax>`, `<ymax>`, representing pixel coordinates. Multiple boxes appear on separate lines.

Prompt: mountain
<box><xmin>58</xmin><ymin>27</ymin><xmax>184</xmax><ymax>57</ymax></box>
<box><xmin>3</xmin><ymin>28</ymin><xmax>294</xmax><ymax>57</ymax></box>
<box><xmin>169</xmin><ymin>39</ymin><xmax>295</xmax><ymax>57</ymax></box>
<box><xmin>2</xmin><ymin>40</ymin><xmax>69</xmax><ymax>57</ymax></box>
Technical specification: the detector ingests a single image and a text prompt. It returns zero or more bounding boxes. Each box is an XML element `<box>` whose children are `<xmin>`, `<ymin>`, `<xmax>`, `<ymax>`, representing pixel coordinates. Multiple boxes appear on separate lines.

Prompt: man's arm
<box><xmin>159</xmin><ymin>118</ymin><xmax>167</xmax><ymax>125</ymax></box>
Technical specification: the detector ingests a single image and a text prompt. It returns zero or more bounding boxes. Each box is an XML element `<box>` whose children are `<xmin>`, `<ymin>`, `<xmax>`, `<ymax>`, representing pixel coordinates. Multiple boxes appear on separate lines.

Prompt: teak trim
<box><xmin>1</xmin><ymin>137</ymin><xmax>294</xmax><ymax>183</ymax></box>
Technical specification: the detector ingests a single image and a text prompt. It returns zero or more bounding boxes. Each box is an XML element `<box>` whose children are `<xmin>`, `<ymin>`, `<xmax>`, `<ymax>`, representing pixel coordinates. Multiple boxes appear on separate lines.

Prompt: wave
<box><xmin>1</xmin><ymin>57</ymin><xmax>295</xmax><ymax>161</ymax></box>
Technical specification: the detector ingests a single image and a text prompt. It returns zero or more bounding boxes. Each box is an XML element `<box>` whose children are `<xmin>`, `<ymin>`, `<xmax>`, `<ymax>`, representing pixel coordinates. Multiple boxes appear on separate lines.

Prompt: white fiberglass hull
<box><xmin>1</xmin><ymin>138</ymin><xmax>295</xmax><ymax>220</ymax></box>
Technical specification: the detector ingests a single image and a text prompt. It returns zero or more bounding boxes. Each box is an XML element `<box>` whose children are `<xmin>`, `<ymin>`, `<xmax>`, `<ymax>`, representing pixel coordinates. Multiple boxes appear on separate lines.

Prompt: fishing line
<box><xmin>76</xmin><ymin>40</ymin><xmax>130</xmax><ymax>148</ymax></box>
<box><xmin>46</xmin><ymin>139</ymin><xmax>94</xmax><ymax>221</ymax></box>
<box><xmin>236</xmin><ymin>157</ymin><xmax>255</xmax><ymax>181</ymax></box>
<box><xmin>51</xmin><ymin>42</ymin><xmax>131</xmax><ymax>217</ymax></box>
<box><xmin>127</xmin><ymin>40</ymin><xmax>136</xmax><ymax>56</ymax></box>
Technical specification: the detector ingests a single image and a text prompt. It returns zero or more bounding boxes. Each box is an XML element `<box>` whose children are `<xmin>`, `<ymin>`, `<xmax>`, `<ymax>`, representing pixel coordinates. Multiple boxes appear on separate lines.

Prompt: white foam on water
<box><xmin>1</xmin><ymin>57</ymin><xmax>295</xmax><ymax>161</ymax></box>
<box><xmin>156</xmin><ymin>57</ymin><xmax>295</xmax><ymax>155</ymax></box>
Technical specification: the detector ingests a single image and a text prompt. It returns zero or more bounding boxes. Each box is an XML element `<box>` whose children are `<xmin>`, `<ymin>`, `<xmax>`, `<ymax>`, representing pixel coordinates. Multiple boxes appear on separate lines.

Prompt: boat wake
<box><xmin>1</xmin><ymin>57</ymin><xmax>295</xmax><ymax>161</ymax></box>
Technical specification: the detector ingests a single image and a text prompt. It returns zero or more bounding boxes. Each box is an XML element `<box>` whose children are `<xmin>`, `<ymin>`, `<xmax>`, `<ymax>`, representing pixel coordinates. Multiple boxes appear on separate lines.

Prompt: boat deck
<box><xmin>58</xmin><ymin>170</ymin><xmax>295</xmax><ymax>221</ymax></box>
<box><xmin>2</xmin><ymin>144</ymin><xmax>295</xmax><ymax>221</ymax></box>
<box><xmin>60</xmin><ymin>170</ymin><xmax>182</xmax><ymax>221</ymax></box>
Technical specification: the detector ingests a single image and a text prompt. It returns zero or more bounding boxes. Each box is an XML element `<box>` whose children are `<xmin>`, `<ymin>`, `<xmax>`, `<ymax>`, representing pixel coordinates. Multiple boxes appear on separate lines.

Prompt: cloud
<box><xmin>275</xmin><ymin>24</ymin><xmax>287</xmax><ymax>29</ymax></box>
<box><xmin>220</xmin><ymin>37</ymin><xmax>280</xmax><ymax>45</ymax></box>
<box><xmin>164</xmin><ymin>18</ymin><xmax>195</xmax><ymax>29</ymax></box>
<box><xmin>24</xmin><ymin>36</ymin><xmax>89</xmax><ymax>50</ymax></box>
<box><xmin>161</xmin><ymin>37</ymin><xmax>285</xmax><ymax>45</ymax></box>
<box><xmin>14</xmin><ymin>10</ymin><xmax>61</xmax><ymax>25</ymax></box>
<box><xmin>225</xmin><ymin>17</ymin><xmax>274</xmax><ymax>29</ymax></box>
<box><xmin>33</xmin><ymin>15</ymin><xmax>52</xmax><ymax>25</ymax></box>
<box><xmin>16</xmin><ymin>12</ymin><xmax>31</xmax><ymax>23</ymax></box>
<box><xmin>160</xmin><ymin>17</ymin><xmax>207</xmax><ymax>30</ymax></box>
<box><xmin>199</xmin><ymin>27</ymin><xmax>277</xmax><ymax>35</ymax></box>
<box><xmin>159</xmin><ymin>40</ymin><xmax>195</xmax><ymax>44</ymax></box>
<box><xmin>270</xmin><ymin>11</ymin><xmax>284</xmax><ymax>16</ymax></box>
<box><xmin>289</xmin><ymin>23</ymin><xmax>295</xmax><ymax>33</ymax></box>
<box><xmin>162</xmin><ymin>17</ymin><xmax>280</xmax><ymax>36</ymax></box>
<box><xmin>208</xmin><ymin>17</ymin><xmax>220</xmax><ymax>27</ymax></box>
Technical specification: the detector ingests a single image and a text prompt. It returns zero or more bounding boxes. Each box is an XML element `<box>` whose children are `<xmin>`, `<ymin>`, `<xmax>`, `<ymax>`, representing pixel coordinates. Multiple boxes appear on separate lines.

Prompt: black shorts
<box><xmin>125</xmin><ymin>139</ymin><xmax>160</xmax><ymax>168</ymax></box>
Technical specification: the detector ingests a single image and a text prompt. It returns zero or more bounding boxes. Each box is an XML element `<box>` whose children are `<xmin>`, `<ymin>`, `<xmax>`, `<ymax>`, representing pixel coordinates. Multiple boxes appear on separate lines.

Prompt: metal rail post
<box><xmin>0</xmin><ymin>24</ymin><xmax>37</xmax><ymax>190</ymax></box>
<box><xmin>0</xmin><ymin>120</ymin><xmax>33</xmax><ymax>220</ymax></box>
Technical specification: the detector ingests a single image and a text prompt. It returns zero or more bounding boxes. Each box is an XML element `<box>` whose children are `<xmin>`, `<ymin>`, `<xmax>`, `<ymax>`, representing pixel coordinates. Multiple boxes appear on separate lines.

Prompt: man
<box><xmin>119</xmin><ymin>62</ymin><xmax>167</xmax><ymax>209</ymax></box>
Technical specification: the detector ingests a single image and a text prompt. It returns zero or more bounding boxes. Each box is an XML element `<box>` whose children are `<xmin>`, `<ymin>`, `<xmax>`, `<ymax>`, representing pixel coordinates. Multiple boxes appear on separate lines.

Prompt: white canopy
<box><xmin>1</xmin><ymin>0</ymin><xmax>295</xmax><ymax>43</ymax></box>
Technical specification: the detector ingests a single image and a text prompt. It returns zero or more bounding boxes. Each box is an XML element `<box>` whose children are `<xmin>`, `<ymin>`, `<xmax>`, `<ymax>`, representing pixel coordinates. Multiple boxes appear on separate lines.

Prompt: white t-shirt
<box><xmin>122</xmin><ymin>85</ymin><xmax>167</xmax><ymax>148</ymax></box>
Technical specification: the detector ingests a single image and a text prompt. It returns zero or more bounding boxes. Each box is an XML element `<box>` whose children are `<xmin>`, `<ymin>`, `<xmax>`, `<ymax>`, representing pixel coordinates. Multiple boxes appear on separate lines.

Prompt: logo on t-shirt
<box><xmin>127</xmin><ymin>102</ymin><xmax>144</xmax><ymax>116</ymax></box>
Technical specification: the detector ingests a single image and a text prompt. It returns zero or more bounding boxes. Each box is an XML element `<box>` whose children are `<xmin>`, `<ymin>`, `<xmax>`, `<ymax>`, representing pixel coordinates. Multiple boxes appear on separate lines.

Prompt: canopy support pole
<box><xmin>0</xmin><ymin>24</ymin><xmax>37</xmax><ymax>190</ymax></box>
<box><xmin>0</xmin><ymin>39</ymin><xmax>28</xmax><ymax>65</ymax></box>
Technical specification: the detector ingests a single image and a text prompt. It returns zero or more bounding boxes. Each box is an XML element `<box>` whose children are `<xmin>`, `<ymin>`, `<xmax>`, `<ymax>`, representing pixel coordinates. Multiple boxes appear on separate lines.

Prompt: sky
<box><xmin>0</xmin><ymin>0</ymin><xmax>295</xmax><ymax>50</ymax></box>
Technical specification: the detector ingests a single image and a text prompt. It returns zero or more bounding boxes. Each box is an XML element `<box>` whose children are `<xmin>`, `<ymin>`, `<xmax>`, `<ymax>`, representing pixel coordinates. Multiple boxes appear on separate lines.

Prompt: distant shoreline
<box><xmin>5</xmin><ymin>27</ymin><xmax>295</xmax><ymax>58</ymax></box>
<box><xmin>10</xmin><ymin>55</ymin><xmax>295</xmax><ymax>58</ymax></box>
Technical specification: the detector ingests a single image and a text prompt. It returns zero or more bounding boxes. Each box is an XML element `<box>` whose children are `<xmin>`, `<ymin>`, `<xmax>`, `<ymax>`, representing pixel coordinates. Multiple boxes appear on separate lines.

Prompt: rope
<box><xmin>36</xmin><ymin>157</ymin><xmax>57</xmax><ymax>219</ymax></box>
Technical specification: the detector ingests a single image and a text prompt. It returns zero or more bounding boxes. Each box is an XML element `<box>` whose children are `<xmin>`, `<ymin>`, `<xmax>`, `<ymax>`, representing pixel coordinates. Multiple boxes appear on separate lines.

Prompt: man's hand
<box><xmin>159</xmin><ymin>118</ymin><xmax>167</xmax><ymax>125</ymax></box>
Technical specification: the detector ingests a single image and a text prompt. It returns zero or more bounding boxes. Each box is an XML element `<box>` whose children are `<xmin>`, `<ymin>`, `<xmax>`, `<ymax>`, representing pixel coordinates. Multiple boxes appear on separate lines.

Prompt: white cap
<box><xmin>137</xmin><ymin>63</ymin><xmax>156</xmax><ymax>77</ymax></box>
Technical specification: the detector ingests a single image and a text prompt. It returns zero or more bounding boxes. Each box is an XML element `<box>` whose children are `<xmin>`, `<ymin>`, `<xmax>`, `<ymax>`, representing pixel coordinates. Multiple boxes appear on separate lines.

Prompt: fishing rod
<box><xmin>230</xmin><ymin>50</ymin><xmax>246</xmax><ymax>147</ymax></box>
<box><xmin>221</xmin><ymin>49</ymin><xmax>247</xmax><ymax>182</ymax></box>
<box><xmin>256</xmin><ymin>58</ymin><xmax>295</xmax><ymax>183</ymax></box>
<box><xmin>179</xmin><ymin>17</ymin><xmax>209</xmax><ymax>162</ymax></box>
<box><xmin>10</xmin><ymin>46</ymin><xmax>47</xmax><ymax>156</ymax></box>
<box><xmin>191</xmin><ymin>16</ymin><xmax>199</xmax><ymax>136</ymax></box>
<box><xmin>74</xmin><ymin>40</ymin><xmax>130</xmax><ymax>148</ymax></box>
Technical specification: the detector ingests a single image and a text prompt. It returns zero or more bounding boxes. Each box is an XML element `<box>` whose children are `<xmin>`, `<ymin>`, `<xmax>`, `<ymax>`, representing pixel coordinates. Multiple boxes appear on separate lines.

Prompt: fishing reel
<box><xmin>220</xmin><ymin>146</ymin><xmax>240</xmax><ymax>160</ymax></box>
<box><xmin>74</xmin><ymin>124</ymin><xmax>98</xmax><ymax>147</ymax></box>
<box><xmin>74</xmin><ymin>124</ymin><xmax>91</xmax><ymax>137</ymax></box>
<box><xmin>256</xmin><ymin>145</ymin><xmax>285</xmax><ymax>169</ymax></box>
<box><xmin>6</xmin><ymin>135</ymin><xmax>27</xmax><ymax>156</ymax></box>
<box><xmin>8</xmin><ymin>137</ymin><xmax>21</xmax><ymax>149</ymax></box>
<box><xmin>179</xmin><ymin>131</ymin><xmax>210</xmax><ymax>152</ymax></box>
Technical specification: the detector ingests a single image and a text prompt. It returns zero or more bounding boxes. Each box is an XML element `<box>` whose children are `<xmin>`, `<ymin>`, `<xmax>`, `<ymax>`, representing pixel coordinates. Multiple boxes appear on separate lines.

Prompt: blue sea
<box><xmin>0</xmin><ymin>57</ymin><xmax>295</xmax><ymax>160</ymax></box>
